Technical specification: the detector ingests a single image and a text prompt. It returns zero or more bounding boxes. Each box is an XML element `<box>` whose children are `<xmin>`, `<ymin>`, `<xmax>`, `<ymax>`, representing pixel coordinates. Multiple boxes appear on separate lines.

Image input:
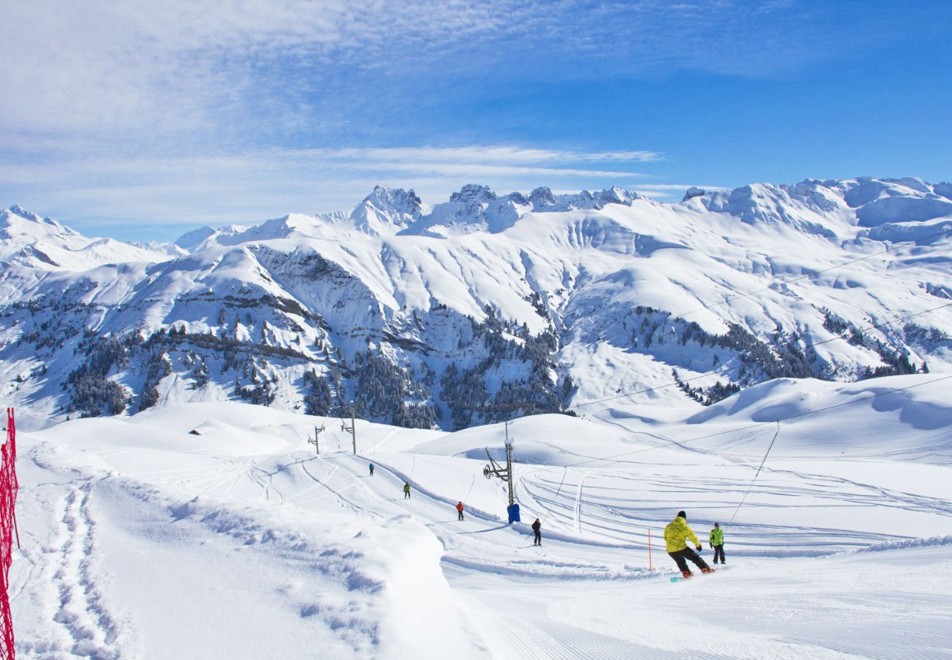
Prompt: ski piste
<box><xmin>669</xmin><ymin>565</ymin><xmax>727</xmax><ymax>583</ymax></box>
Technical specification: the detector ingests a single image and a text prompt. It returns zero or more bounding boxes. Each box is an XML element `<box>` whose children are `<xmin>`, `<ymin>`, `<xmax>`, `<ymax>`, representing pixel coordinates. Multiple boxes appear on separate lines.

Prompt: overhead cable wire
<box><xmin>728</xmin><ymin>421</ymin><xmax>780</xmax><ymax>524</ymax></box>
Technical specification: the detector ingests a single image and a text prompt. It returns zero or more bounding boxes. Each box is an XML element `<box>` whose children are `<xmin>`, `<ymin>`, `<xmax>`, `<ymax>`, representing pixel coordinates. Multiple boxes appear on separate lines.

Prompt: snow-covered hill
<box><xmin>1</xmin><ymin>177</ymin><xmax>951</xmax><ymax>431</ymax></box>
<box><xmin>9</xmin><ymin>373</ymin><xmax>952</xmax><ymax>657</ymax></box>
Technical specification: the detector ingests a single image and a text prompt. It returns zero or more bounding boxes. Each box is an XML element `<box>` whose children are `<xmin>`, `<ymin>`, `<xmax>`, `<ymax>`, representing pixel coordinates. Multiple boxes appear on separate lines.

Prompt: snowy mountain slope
<box><xmin>1</xmin><ymin>177</ymin><xmax>951</xmax><ymax>431</ymax></box>
<box><xmin>0</xmin><ymin>206</ymin><xmax>171</xmax><ymax>271</ymax></box>
<box><xmin>9</xmin><ymin>373</ymin><xmax>952</xmax><ymax>658</ymax></box>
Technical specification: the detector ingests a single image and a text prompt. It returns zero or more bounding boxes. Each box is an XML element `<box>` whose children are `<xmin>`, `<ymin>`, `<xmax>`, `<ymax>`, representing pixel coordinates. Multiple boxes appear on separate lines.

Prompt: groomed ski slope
<box><xmin>8</xmin><ymin>373</ymin><xmax>952</xmax><ymax>658</ymax></box>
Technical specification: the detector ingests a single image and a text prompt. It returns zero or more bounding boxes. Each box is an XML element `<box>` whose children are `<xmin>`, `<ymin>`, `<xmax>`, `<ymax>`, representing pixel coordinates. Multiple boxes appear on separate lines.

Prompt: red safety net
<box><xmin>0</xmin><ymin>408</ymin><xmax>18</xmax><ymax>659</ymax></box>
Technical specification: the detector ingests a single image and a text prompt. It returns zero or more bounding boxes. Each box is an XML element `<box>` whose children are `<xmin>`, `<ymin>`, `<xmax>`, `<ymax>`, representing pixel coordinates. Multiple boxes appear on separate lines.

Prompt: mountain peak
<box><xmin>174</xmin><ymin>225</ymin><xmax>220</xmax><ymax>251</ymax></box>
<box><xmin>404</xmin><ymin>184</ymin><xmax>523</xmax><ymax>237</ymax></box>
<box><xmin>1</xmin><ymin>205</ymin><xmax>77</xmax><ymax>241</ymax></box>
<box><xmin>6</xmin><ymin>204</ymin><xmax>43</xmax><ymax>222</ymax></box>
<box><xmin>529</xmin><ymin>187</ymin><xmax>558</xmax><ymax>208</ymax></box>
<box><xmin>350</xmin><ymin>186</ymin><xmax>425</xmax><ymax>235</ymax></box>
<box><xmin>449</xmin><ymin>184</ymin><xmax>497</xmax><ymax>205</ymax></box>
<box><xmin>682</xmin><ymin>187</ymin><xmax>706</xmax><ymax>202</ymax></box>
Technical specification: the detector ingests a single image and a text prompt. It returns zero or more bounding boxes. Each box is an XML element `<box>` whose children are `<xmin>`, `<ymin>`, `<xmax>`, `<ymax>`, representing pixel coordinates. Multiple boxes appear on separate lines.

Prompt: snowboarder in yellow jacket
<box><xmin>664</xmin><ymin>510</ymin><xmax>713</xmax><ymax>579</ymax></box>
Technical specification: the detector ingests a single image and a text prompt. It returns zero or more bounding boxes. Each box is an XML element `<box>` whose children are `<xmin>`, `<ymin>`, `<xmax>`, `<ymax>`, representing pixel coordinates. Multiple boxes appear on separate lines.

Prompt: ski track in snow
<box><xmin>764</xmin><ymin>465</ymin><xmax>952</xmax><ymax>517</ymax></box>
<box><xmin>10</xmin><ymin>388</ymin><xmax>952</xmax><ymax>659</ymax></box>
<box><xmin>50</xmin><ymin>480</ymin><xmax>122</xmax><ymax>658</ymax></box>
<box><xmin>513</xmin><ymin>459</ymin><xmax>949</xmax><ymax>554</ymax></box>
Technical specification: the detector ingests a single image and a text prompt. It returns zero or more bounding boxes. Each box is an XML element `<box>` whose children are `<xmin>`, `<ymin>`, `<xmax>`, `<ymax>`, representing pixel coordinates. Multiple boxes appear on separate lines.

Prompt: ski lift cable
<box><xmin>540</xmin><ymin>465</ymin><xmax>570</xmax><ymax>525</ymax></box>
<box><xmin>728</xmin><ymin>421</ymin><xmax>780</xmax><ymax>525</ymax></box>
<box><xmin>463</xmin><ymin>473</ymin><xmax>476</xmax><ymax>502</ymax></box>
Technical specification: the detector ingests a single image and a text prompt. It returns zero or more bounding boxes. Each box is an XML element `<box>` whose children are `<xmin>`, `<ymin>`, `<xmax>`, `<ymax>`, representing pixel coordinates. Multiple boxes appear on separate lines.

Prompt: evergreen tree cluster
<box><xmin>138</xmin><ymin>350</ymin><xmax>173</xmax><ymax>411</ymax></box>
<box><xmin>350</xmin><ymin>352</ymin><xmax>436</xmax><ymax>429</ymax></box>
<box><xmin>672</xmin><ymin>369</ymin><xmax>741</xmax><ymax>406</ymax></box>
<box><xmin>11</xmin><ymin>297</ymin><xmax>84</xmax><ymax>355</ymax></box>
<box><xmin>65</xmin><ymin>335</ymin><xmax>135</xmax><ymax>416</ymax></box>
<box><xmin>302</xmin><ymin>369</ymin><xmax>335</xmax><ymax>417</ymax></box>
<box><xmin>902</xmin><ymin>322</ymin><xmax>948</xmax><ymax>352</ymax></box>
<box><xmin>234</xmin><ymin>356</ymin><xmax>277</xmax><ymax>405</ymax></box>
<box><xmin>635</xmin><ymin>305</ymin><xmax>819</xmax><ymax>391</ymax></box>
<box><xmin>822</xmin><ymin>310</ymin><xmax>929</xmax><ymax>378</ymax></box>
<box><xmin>438</xmin><ymin>313</ymin><xmax>569</xmax><ymax>428</ymax></box>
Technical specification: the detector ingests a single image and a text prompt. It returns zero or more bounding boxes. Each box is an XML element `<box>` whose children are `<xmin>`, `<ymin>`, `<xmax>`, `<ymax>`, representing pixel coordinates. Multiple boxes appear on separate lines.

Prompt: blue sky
<box><xmin>1</xmin><ymin>0</ymin><xmax>950</xmax><ymax>241</ymax></box>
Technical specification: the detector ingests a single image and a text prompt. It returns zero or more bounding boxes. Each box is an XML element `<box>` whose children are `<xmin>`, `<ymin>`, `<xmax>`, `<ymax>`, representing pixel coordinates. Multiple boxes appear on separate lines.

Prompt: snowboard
<box><xmin>669</xmin><ymin>566</ymin><xmax>726</xmax><ymax>582</ymax></box>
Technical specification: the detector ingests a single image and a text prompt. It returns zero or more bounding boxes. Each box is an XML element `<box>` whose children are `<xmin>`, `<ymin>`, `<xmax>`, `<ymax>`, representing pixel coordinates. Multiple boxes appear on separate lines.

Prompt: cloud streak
<box><xmin>3</xmin><ymin>1</ymin><xmax>918</xmax><ymax>139</ymax></box>
<box><xmin>0</xmin><ymin>145</ymin><xmax>657</xmax><ymax>237</ymax></box>
<box><xmin>2</xmin><ymin>1</ymin><xmax>948</xmax><ymax>239</ymax></box>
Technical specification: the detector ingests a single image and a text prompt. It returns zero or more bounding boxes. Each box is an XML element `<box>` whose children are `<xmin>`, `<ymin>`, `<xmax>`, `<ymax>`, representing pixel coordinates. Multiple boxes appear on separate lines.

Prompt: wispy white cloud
<box><xmin>0</xmin><ymin>145</ymin><xmax>657</xmax><ymax>235</ymax></box>
<box><xmin>1</xmin><ymin>1</ymin><xmax>911</xmax><ymax>139</ymax></box>
<box><xmin>2</xmin><ymin>1</ymin><xmax>945</xmax><ymax>238</ymax></box>
<box><xmin>319</xmin><ymin>146</ymin><xmax>661</xmax><ymax>165</ymax></box>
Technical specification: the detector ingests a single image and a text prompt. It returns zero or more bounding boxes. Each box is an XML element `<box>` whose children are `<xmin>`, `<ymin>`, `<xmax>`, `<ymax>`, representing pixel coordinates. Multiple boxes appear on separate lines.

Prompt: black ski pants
<box><xmin>712</xmin><ymin>544</ymin><xmax>726</xmax><ymax>564</ymax></box>
<box><xmin>669</xmin><ymin>547</ymin><xmax>709</xmax><ymax>573</ymax></box>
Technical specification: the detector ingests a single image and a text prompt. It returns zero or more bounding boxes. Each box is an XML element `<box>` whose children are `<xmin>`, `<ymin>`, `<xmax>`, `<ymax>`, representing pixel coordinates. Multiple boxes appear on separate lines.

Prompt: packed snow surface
<box><xmin>8</xmin><ymin>373</ymin><xmax>952</xmax><ymax>658</ymax></box>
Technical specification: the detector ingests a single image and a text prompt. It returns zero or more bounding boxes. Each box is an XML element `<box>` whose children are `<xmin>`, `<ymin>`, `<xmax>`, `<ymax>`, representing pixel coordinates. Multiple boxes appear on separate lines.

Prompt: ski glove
<box><xmin>696</xmin><ymin>545</ymin><xmax>702</xmax><ymax>551</ymax></box>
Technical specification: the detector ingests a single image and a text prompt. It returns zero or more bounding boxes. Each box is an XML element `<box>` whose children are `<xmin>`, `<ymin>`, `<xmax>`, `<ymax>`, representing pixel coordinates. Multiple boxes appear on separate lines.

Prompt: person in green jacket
<box><xmin>709</xmin><ymin>522</ymin><xmax>726</xmax><ymax>565</ymax></box>
<box><xmin>664</xmin><ymin>510</ymin><xmax>713</xmax><ymax>579</ymax></box>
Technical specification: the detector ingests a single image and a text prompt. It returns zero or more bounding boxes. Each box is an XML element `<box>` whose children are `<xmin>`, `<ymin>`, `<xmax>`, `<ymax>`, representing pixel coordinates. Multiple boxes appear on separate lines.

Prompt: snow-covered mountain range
<box><xmin>2</xmin><ymin>177</ymin><xmax>951</xmax><ymax>431</ymax></box>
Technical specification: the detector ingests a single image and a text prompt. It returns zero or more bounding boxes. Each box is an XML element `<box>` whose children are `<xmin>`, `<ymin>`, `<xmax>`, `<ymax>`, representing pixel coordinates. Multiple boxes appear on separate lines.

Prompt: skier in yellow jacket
<box><xmin>664</xmin><ymin>510</ymin><xmax>714</xmax><ymax>579</ymax></box>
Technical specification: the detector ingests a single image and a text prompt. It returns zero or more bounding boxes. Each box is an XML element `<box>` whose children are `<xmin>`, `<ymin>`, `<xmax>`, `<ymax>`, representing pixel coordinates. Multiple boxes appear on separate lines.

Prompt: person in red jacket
<box><xmin>664</xmin><ymin>510</ymin><xmax>713</xmax><ymax>579</ymax></box>
<box><xmin>456</xmin><ymin>501</ymin><xmax>465</xmax><ymax>521</ymax></box>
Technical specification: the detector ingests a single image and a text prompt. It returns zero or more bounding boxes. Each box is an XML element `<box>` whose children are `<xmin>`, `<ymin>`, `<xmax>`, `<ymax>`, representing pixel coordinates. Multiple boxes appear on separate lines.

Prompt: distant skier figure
<box><xmin>532</xmin><ymin>518</ymin><xmax>542</xmax><ymax>546</ymax></box>
<box><xmin>403</xmin><ymin>482</ymin><xmax>411</xmax><ymax>499</ymax></box>
<box><xmin>369</xmin><ymin>463</ymin><xmax>374</xmax><ymax>476</ymax></box>
<box><xmin>456</xmin><ymin>501</ymin><xmax>465</xmax><ymax>521</ymax></box>
<box><xmin>664</xmin><ymin>510</ymin><xmax>713</xmax><ymax>579</ymax></box>
<box><xmin>709</xmin><ymin>522</ymin><xmax>726</xmax><ymax>565</ymax></box>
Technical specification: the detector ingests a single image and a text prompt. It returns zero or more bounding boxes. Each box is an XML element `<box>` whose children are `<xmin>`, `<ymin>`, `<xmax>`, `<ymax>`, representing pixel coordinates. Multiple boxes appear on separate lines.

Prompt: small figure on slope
<box><xmin>709</xmin><ymin>522</ymin><xmax>726</xmax><ymax>565</ymax></box>
<box><xmin>403</xmin><ymin>482</ymin><xmax>411</xmax><ymax>499</ymax></box>
<box><xmin>664</xmin><ymin>510</ymin><xmax>713</xmax><ymax>579</ymax></box>
<box><xmin>369</xmin><ymin>463</ymin><xmax>374</xmax><ymax>476</ymax></box>
<box><xmin>532</xmin><ymin>518</ymin><xmax>542</xmax><ymax>546</ymax></box>
<box><xmin>456</xmin><ymin>501</ymin><xmax>465</xmax><ymax>521</ymax></box>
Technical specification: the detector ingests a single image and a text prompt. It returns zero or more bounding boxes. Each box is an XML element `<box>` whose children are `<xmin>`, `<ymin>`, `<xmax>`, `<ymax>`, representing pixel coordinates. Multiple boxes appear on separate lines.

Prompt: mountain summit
<box><xmin>1</xmin><ymin>177</ymin><xmax>950</xmax><ymax>431</ymax></box>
